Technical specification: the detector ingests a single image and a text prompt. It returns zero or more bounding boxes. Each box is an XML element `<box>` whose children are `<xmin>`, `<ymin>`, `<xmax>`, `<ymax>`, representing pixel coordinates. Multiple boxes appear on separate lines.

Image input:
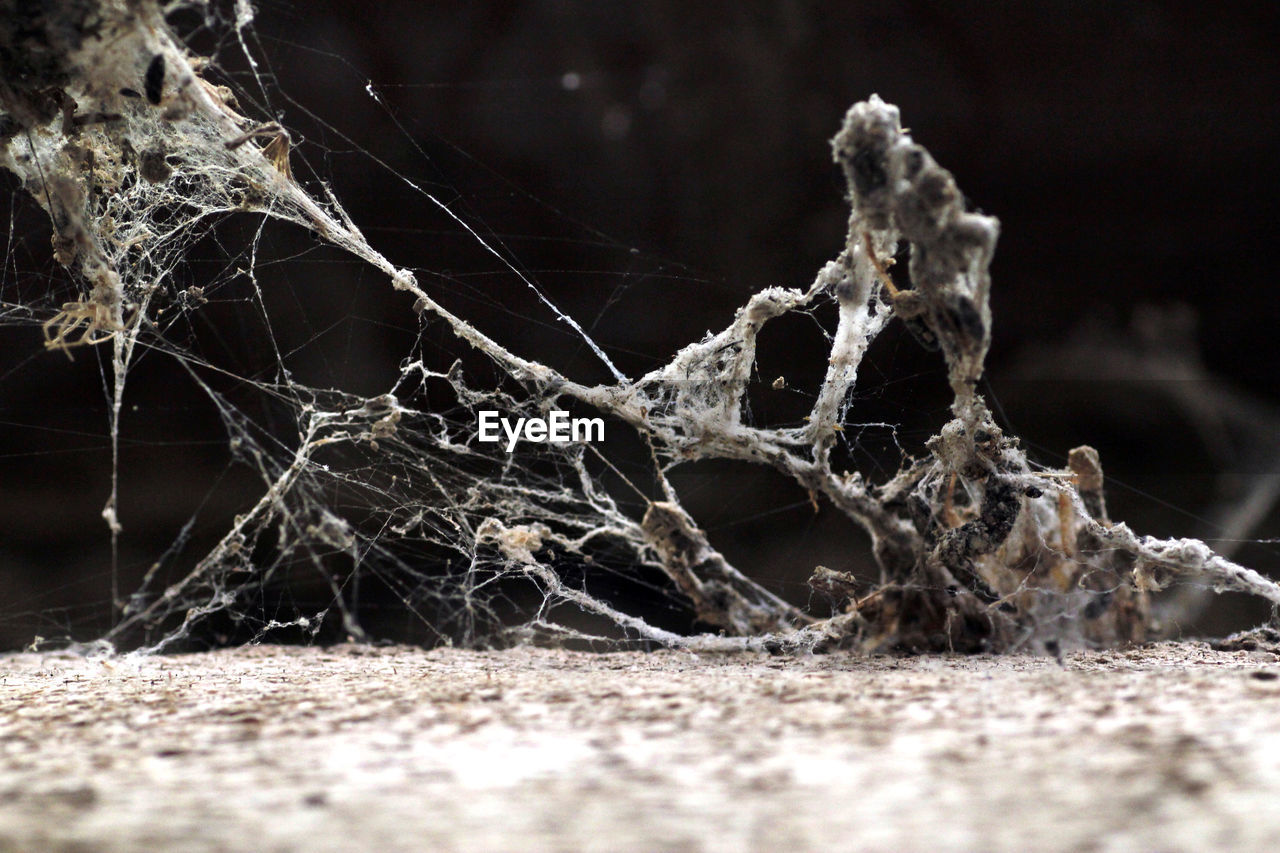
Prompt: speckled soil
<box><xmin>2</xmin><ymin>641</ymin><xmax>1279</xmax><ymax>852</ymax></box>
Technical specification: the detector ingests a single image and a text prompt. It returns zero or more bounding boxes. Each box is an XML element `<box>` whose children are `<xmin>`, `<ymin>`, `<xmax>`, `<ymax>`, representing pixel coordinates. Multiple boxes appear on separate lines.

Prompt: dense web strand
<box><xmin>2</xmin><ymin>1</ymin><xmax>1278</xmax><ymax>654</ymax></box>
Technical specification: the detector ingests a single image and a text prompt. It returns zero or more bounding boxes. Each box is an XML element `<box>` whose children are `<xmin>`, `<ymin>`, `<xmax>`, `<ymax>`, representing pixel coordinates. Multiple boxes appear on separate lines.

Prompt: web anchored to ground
<box><xmin>2</xmin><ymin>0</ymin><xmax>1278</xmax><ymax>653</ymax></box>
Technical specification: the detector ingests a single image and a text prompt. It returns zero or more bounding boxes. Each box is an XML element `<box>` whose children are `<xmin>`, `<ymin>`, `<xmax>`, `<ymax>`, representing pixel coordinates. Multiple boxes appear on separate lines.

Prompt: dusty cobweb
<box><xmin>2</xmin><ymin>0</ymin><xmax>1279</xmax><ymax>655</ymax></box>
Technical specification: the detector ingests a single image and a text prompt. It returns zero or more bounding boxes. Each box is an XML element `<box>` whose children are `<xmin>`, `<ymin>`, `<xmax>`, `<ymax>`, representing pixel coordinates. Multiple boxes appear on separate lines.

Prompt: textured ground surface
<box><xmin>2</xmin><ymin>641</ymin><xmax>1280</xmax><ymax>852</ymax></box>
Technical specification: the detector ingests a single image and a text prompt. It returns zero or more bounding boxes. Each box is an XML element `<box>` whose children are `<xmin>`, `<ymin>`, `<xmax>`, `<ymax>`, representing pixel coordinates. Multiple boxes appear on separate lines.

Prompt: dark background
<box><xmin>2</xmin><ymin>0</ymin><xmax>1279</xmax><ymax>647</ymax></box>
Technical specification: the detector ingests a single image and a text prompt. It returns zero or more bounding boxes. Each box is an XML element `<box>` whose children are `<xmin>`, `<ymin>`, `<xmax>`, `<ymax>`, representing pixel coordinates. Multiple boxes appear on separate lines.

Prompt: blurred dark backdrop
<box><xmin>2</xmin><ymin>0</ymin><xmax>1278</xmax><ymax>647</ymax></box>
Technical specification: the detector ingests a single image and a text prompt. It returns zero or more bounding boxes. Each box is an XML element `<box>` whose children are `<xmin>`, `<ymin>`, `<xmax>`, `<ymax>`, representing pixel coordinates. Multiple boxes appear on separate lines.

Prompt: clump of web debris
<box><xmin>3</xmin><ymin>0</ymin><xmax>1278</xmax><ymax>654</ymax></box>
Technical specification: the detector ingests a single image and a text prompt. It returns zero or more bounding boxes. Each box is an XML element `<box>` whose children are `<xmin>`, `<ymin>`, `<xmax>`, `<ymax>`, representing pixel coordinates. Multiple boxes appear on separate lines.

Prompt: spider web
<box><xmin>2</xmin><ymin>0</ymin><xmax>1279</xmax><ymax>654</ymax></box>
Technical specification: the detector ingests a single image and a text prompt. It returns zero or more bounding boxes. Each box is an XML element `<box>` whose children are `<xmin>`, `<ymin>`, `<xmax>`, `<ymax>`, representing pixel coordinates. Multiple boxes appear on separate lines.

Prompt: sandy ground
<box><xmin>2</xmin><ymin>642</ymin><xmax>1279</xmax><ymax>852</ymax></box>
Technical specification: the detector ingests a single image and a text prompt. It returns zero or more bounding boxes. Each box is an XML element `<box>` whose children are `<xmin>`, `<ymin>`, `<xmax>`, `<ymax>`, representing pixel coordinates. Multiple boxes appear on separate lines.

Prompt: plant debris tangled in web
<box><xmin>3</xmin><ymin>0</ymin><xmax>1279</xmax><ymax>654</ymax></box>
